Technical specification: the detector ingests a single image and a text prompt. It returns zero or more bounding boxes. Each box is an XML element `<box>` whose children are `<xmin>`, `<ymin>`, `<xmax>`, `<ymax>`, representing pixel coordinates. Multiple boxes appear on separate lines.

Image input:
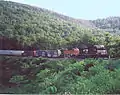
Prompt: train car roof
<box><xmin>94</xmin><ymin>45</ymin><xmax>105</xmax><ymax>48</ymax></box>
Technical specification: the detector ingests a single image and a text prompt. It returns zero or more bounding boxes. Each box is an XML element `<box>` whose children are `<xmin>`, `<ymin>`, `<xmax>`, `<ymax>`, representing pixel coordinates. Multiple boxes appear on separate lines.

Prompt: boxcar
<box><xmin>46</xmin><ymin>50</ymin><xmax>62</xmax><ymax>58</ymax></box>
<box><xmin>36</xmin><ymin>50</ymin><xmax>61</xmax><ymax>58</ymax></box>
<box><xmin>36</xmin><ymin>50</ymin><xmax>47</xmax><ymax>57</ymax></box>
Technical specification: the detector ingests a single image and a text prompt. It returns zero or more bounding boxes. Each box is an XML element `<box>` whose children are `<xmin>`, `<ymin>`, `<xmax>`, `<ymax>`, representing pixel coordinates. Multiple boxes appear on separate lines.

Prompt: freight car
<box><xmin>35</xmin><ymin>50</ymin><xmax>47</xmax><ymax>57</ymax></box>
<box><xmin>22</xmin><ymin>50</ymin><xmax>36</xmax><ymax>57</ymax></box>
<box><xmin>0</xmin><ymin>50</ymin><xmax>24</xmax><ymax>56</ymax></box>
<box><xmin>36</xmin><ymin>50</ymin><xmax>61</xmax><ymax>58</ymax></box>
<box><xmin>0</xmin><ymin>45</ymin><xmax>109</xmax><ymax>58</ymax></box>
<box><xmin>46</xmin><ymin>50</ymin><xmax>61</xmax><ymax>58</ymax></box>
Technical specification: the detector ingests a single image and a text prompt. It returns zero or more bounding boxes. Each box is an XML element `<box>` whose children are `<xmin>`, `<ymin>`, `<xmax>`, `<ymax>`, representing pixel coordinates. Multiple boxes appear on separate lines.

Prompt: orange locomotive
<box><xmin>63</xmin><ymin>48</ymin><xmax>80</xmax><ymax>57</ymax></box>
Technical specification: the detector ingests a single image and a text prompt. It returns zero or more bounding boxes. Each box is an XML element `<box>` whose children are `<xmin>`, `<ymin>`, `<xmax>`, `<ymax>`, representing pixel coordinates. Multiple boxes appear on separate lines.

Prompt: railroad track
<box><xmin>0</xmin><ymin>55</ymin><xmax>119</xmax><ymax>61</ymax></box>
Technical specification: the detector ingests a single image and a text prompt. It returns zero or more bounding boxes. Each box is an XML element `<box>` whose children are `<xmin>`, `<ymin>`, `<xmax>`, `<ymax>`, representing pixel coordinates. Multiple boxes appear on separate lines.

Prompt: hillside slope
<box><xmin>91</xmin><ymin>17</ymin><xmax>120</xmax><ymax>34</ymax></box>
<box><xmin>0</xmin><ymin>1</ymin><xmax>103</xmax><ymax>50</ymax></box>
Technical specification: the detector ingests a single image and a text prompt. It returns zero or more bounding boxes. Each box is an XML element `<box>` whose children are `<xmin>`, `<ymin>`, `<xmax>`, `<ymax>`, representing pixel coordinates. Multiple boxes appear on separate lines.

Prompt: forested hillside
<box><xmin>0</xmin><ymin>1</ymin><xmax>103</xmax><ymax>50</ymax></box>
<box><xmin>1</xmin><ymin>1</ymin><xmax>120</xmax><ymax>94</ymax></box>
<box><xmin>0</xmin><ymin>1</ymin><xmax>120</xmax><ymax>56</ymax></box>
<box><xmin>91</xmin><ymin>17</ymin><xmax>120</xmax><ymax>35</ymax></box>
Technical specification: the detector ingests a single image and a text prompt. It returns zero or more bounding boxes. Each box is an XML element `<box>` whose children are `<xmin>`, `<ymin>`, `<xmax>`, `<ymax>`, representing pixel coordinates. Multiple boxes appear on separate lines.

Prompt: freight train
<box><xmin>0</xmin><ymin>45</ymin><xmax>109</xmax><ymax>58</ymax></box>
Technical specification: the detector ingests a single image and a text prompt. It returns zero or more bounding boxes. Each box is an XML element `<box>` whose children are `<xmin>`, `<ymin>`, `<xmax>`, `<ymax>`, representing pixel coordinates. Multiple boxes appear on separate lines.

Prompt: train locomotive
<box><xmin>62</xmin><ymin>48</ymin><xmax>80</xmax><ymax>57</ymax></box>
<box><xmin>78</xmin><ymin>45</ymin><xmax>108</xmax><ymax>58</ymax></box>
<box><xmin>0</xmin><ymin>44</ymin><xmax>109</xmax><ymax>58</ymax></box>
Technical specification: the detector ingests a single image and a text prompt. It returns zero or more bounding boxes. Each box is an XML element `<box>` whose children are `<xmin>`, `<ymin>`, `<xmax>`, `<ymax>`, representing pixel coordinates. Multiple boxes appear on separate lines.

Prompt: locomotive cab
<box><xmin>94</xmin><ymin>45</ymin><xmax>108</xmax><ymax>57</ymax></box>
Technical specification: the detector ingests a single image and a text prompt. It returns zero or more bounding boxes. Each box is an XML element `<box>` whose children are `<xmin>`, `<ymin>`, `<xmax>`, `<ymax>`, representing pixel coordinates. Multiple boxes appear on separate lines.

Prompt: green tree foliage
<box><xmin>0</xmin><ymin>1</ymin><xmax>106</xmax><ymax>50</ymax></box>
<box><xmin>92</xmin><ymin>16</ymin><xmax>120</xmax><ymax>34</ymax></box>
<box><xmin>1</xmin><ymin>57</ymin><xmax>120</xmax><ymax>94</ymax></box>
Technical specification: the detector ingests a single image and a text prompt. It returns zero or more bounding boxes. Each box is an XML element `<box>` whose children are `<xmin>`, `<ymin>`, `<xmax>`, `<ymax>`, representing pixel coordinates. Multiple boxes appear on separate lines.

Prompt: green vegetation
<box><xmin>1</xmin><ymin>1</ymin><xmax>120</xmax><ymax>94</ymax></box>
<box><xmin>1</xmin><ymin>57</ymin><xmax>120</xmax><ymax>94</ymax></box>
<box><xmin>0</xmin><ymin>0</ymin><xmax>105</xmax><ymax>50</ymax></box>
<box><xmin>92</xmin><ymin>17</ymin><xmax>120</xmax><ymax>34</ymax></box>
<box><xmin>0</xmin><ymin>1</ymin><xmax>120</xmax><ymax>57</ymax></box>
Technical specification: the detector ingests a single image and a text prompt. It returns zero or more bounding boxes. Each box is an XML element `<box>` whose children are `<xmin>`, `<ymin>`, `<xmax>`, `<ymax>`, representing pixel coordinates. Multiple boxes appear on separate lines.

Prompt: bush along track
<box><xmin>1</xmin><ymin>57</ymin><xmax>120</xmax><ymax>94</ymax></box>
